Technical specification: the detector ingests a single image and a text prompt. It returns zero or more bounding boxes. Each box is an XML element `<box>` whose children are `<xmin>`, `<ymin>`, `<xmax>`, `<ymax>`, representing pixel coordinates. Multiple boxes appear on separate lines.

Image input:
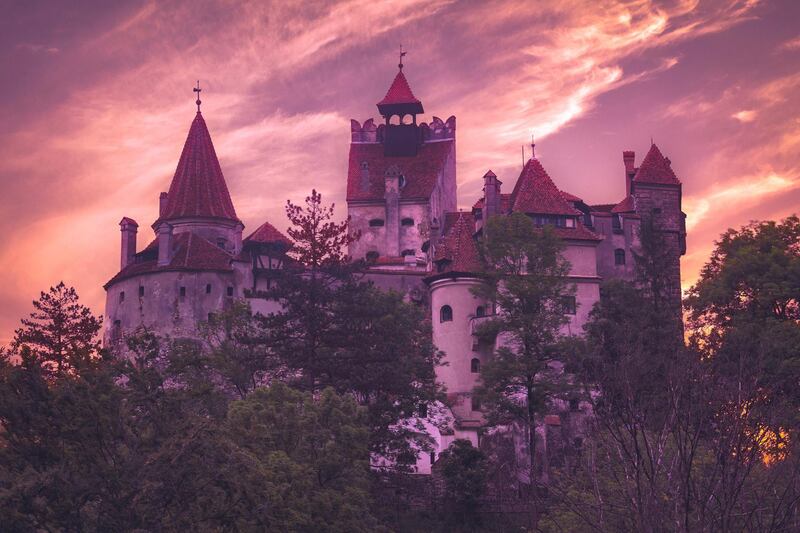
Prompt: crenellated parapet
<box><xmin>350</xmin><ymin>115</ymin><xmax>456</xmax><ymax>144</ymax></box>
<box><xmin>420</xmin><ymin>116</ymin><xmax>456</xmax><ymax>142</ymax></box>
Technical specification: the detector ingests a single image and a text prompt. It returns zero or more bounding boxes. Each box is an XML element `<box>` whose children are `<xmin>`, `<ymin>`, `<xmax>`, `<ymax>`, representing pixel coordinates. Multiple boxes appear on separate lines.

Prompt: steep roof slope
<box><xmin>161</xmin><ymin>112</ymin><xmax>239</xmax><ymax>221</ymax></box>
<box><xmin>509</xmin><ymin>159</ymin><xmax>582</xmax><ymax>215</ymax></box>
<box><xmin>633</xmin><ymin>143</ymin><xmax>680</xmax><ymax>185</ymax></box>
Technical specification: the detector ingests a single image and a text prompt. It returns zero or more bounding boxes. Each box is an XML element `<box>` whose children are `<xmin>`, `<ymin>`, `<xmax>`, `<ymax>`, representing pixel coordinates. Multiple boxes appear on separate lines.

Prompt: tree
<box><xmin>10</xmin><ymin>282</ymin><xmax>102</xmax><ymax>377</ymax></box>
<box><xmin>473</xmin><ymin>213</ymin><xmax>575</xmax><ymax>481</ymax></box>
<box><xmin>264</xmin><ymin>191</ymin><xmax>443</xmax><ymax>468</ymax></box>
<box><xmin>437</xmin><ymin>439</ymin><xmax>488</xmax><ymax>528</ymax></box>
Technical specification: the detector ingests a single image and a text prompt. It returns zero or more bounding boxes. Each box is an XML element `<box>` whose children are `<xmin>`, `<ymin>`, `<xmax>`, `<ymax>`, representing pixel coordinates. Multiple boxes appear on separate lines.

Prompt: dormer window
<box><xmin>369</xmin><ymin>219</ymin><xmax>384</xmax><ymax>227</ymax></box>
<box><xmin>401</xmin><ymin>218</ymin><xmax>414</xmax><ymax>227</ymax></box>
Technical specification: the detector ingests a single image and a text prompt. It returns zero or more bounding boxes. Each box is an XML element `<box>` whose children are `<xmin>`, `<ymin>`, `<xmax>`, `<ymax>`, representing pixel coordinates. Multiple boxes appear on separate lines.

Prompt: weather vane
<box><xmin>531</xmin><ymin>133</ymin><xmax>535</xmax><ymax>158</ymax></box>
<box><xmin>399</xmin><ymin>44</ymin><xmax>407</xmax><ymax>70</ymax></box>
<box><xmin>193</xmin><ymin>80</ymin><xmax>202</xmax><ymax>112</ymax></box>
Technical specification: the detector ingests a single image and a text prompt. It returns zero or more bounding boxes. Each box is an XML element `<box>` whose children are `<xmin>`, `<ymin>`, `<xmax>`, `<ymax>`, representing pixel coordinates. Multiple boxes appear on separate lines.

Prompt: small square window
<box><xmin>562</xmin><ymin>296</ymin><xmax>577</xmax><ymax>315</ymax></box>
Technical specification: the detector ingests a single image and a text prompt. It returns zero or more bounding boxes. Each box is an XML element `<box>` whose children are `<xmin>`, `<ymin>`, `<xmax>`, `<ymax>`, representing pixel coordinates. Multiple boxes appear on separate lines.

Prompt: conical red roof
<box><xmin>633</xmin><ymin>144</ymin><xmax>680</xmax><ymax>185</ymax></box>
<box><xmin>510</xmin><ymin>159</ymin><xmax>582</xmax><ymax>216</ymax></box>
<box><xmin>434</xmin><ymin>212</ymin><xmax>481</xmax><ymax>273</ymax></box>
<box><xmin>378</xmin><ymin>70</ymin><xmax>421</xmax><ymax>106</ymax></box>
<box><xmin>161</xmin><ymin>113</ymin><xmax>239</xmax><ymax>221</ymax></box>
<box><xmin>245</xmin><ymin>221</ymin><xmax>291</xmax><ymax>247</ymax></box>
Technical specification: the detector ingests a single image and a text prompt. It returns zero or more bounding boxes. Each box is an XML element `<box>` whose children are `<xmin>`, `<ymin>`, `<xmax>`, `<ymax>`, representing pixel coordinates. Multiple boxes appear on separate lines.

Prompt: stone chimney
<box><xmin>119</xmin><ymin>217</ymin><xmax>138</xmax><ymax>269</ymax></box>
<box><xmin>483</xmin><ymin>170</ymin><xmax>502</xmax><ymax>220</ymax></box>
<box><xmin>623</xmin><ymin>151</ymin><xmax>636</xmax><ymax>197</ymax></box>
<box><xmin>157</xmin><ymin>223</ymin><xmax>173</xmax><ymax>266</ymax></box>
<box><xmin>384</xmin><ymin>165</ymin><xmax>401</xmax><ymax>257</ymax></box>
<box><xmin>159</xmin><ymin>192</ymin><xmax>168</xmax><ymax>218</ymax></box>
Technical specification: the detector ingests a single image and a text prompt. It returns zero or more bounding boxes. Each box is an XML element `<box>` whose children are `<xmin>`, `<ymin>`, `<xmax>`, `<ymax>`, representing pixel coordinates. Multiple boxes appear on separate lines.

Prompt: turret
<box><xmin>376</xmin><ymin>62</ymin><xmax>424</xmax><ymax>157</ymax></box>
<box><xmin>483</xmin><ymin>170</ymin><xmax>502</xmax><ymax>220</ymax></box>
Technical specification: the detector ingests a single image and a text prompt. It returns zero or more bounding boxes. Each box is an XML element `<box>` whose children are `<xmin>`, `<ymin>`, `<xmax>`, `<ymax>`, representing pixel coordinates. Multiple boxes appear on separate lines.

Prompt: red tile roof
<box><xmin>589</xmin><ymin>204</ymin><xmax>616</xmax><ymax>213</ymax></box>
<box><xmin>472</xmin><ymin>194</ymin><xmax>511</xmax><ymax>213</ymax></box>
<box><xmin>434</xmin><ymin>212</ymin><xmax>481</xmax><ymax>273</ymax></box>
<box><xmin>560</xmin><ymin>190</ymin><xmax>583</xmax><ymax>203</ymax></box>
<box><xmin>104</xmin><ymin>231</ymin><xmax>233</xmax><ymax>287</ymax></box>
<box><xmin>551</xmin><ymin>223</ymin><xmax>603</xmax><ymax>242</ymax></box>
<box><xmin>377</xmin><ymin>70</ymin><xmax>422</xmax><ymax>106</ymax></box>
<box><xmin>509</xmin><ymin>159</ymin><xmax>582</xmax><ymax>216</ymax></box>
<box><xmin>161</xmin><ymin>113</ymin><xmax>239</xmax><ymax>221</ymax></box>
<box><xmin>346</xmin><ymin>141</ymin><xmax>453</xmax><ymax>202</ymax></box>
<box><xmin>611</xmin><ymin>195</ymin><xmax>635</xmax><ymax>213</ymax></box>
<box><xmin>633</xmin><ymin>144</ymin><xmax>680</xmax><ymax>185</ymax></box>
<box><xmin>245</xmin><ymin>221</ymin><xmax>291</xmax><ymax>247</ymax></box>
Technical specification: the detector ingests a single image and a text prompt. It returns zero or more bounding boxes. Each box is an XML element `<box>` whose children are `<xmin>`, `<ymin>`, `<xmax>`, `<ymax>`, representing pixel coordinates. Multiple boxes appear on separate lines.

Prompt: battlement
<box><xmin>350</xmin><ymin>115</ymin><xmax>456</xmax><ymax>144</ymax></box>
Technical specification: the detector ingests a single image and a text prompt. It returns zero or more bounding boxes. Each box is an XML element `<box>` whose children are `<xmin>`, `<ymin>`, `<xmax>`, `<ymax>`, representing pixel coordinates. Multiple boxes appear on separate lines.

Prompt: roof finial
<box><xmin>531</xmin><ymin>133</ymin><xmax>536</xmax><ymax>158</ymax></box>
<box><xmin>193</xmin><ymin>80</ymin><xmax>202</xmax><ymax>113</ymax></box>
<box><xmin>398</xmin><ymin>43</ymin><xmax>407</xmax><ymax>70</ymax></box>
<box><xmin>650</xmin><ymin>135</ymin><xmax>654</xmax><ymax>146</ymax></box>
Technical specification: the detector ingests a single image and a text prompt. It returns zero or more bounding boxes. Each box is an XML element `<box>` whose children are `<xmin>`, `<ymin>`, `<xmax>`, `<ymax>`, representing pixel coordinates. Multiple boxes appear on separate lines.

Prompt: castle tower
<box><xmin>346</xmin><ymin>62</ymin><xmax>457</xmax><ymax>270</ymax></box>
<box><xmin>103</xmin><ymin>102</ymin><xmax>290</xmax><ymax>349</ymax></box>
<box><xmin>629</xmin><ymin>143</ymin><xmax>686</xmax><ymax>308</ymax></box>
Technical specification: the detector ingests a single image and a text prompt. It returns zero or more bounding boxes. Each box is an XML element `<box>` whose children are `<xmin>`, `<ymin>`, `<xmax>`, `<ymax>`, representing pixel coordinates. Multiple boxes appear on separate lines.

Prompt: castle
<box><xmin>104</xmin><ymin>63</ymin><xmax>686</xmax><ymax>474</ymax></box>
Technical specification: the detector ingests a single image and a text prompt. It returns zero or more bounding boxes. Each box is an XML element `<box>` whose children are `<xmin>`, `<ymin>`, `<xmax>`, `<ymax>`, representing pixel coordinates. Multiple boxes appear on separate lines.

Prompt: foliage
<box><xmin>438</xmin><ymin>439</ymin><xmax>487</xmax><ymax>519</ymax></box>
<box><xmin>264</xmin><ymin>191</ymin><xmax>443</xmax><ymax>468</ymax></box>
<box><xmin>10</xmin><ymin>281</ymin><xmax>102</xmax><ymax>377</ymax></box>
<box><xmin>0</xmin><ymin>285</ymin><xmax>384</xmax><ymax>532</ymax></box>
<box><xmin>473</xmin><ymin>213</ymin><xmax>576</xmax><ymax>478</ymax></box>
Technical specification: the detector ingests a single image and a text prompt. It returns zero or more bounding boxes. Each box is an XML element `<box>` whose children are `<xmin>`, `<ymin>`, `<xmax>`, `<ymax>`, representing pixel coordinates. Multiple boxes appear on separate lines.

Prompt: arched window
<box><xmin>369</xmin><ymin>219</ymin><xmax>384</xmax><ymax>227</ymax></box>
<box><xmin>119</xmin><ymin>291</ymin><xmax>125</xmax><ymax>303</ymax></box>
<box><xmin>476</xmin><ymin>306</ymin><xmax>485</xmax><ymax>317</ymax></box>
<box><xmin>366</xmin><ymin>251</ymin><xmax>379</xmax><ymax>263</ymax></box>
<box><xmin>401</xmin><ymin>217</ymin><xmax>414</xmax><ymax>226</ymax></box>
<box><xmin>440</xmin><ymin>305</ymin><xmax>453</xmax><ymax>323</ymax></box>
<box><xmin>471</xmin><ymin>358</ymin><xmax>480</xmax><ymax>373</ymax></box>
<box><xmin>615</xmin><ymin>248</ymin><xmax>626</xmax><ymax>265</ymax></box>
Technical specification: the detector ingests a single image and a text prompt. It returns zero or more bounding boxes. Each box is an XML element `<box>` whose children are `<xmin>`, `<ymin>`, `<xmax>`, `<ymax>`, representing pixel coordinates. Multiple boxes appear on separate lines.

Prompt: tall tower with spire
<box><xmin>103</xmin><ymin>87</ymin><xmax>291</xmax><ymax>347</ymax></box>
<box><xmin>347</xmin><ymin>59</ymin><xmax>457</xmax><ymax>275</ymax></box>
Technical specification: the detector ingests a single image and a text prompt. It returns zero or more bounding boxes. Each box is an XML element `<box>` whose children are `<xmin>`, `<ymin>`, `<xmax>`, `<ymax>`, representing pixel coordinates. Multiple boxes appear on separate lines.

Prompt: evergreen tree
<box><xmin>473</xmin><ymin>212</ymin><xmax>576</xmax><ymax>481</ymax></box>
<box><xmin>10</xmin><ymin>282</ymin><xmax>102</xmax><ymax>376</ymax></box>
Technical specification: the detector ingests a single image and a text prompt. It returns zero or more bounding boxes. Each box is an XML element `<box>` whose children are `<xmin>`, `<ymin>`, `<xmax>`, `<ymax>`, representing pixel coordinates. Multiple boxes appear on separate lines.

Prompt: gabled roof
<box><xmin>245</xmin><ymin>221</ymin><xmax>291</xmax><ymax>247</ymax></box>
<box><xmin>633</xmin><ymin>143</ymin><xmax>680</xmax><ymax>185</ymax></box>
<box><xmin>346</xmin><ymin>141</ymin><xmax>453</xmax><ymax>202</ymax></box>
<box><xmin>560</xmin><ymin>190</ymin><xmax>583</xmax><ymax>203</ymax></box>
<box><xmin>434</xmin><ymin>212</ymin><xmax>481</xmax><ymax>274</ymax></box>
<box><xmin>509</xmin><ymin>158</ymin><xmax>582</xmax><ymax>216</ymax></box>
<box><xmin>161</xmin><ymin>113</ymin><xmax>239</xmax><ymax>221</ymax></box>
<box><xmin>105</xmin><ymin>231</ymin><xmax>233</xmax><ymax>288</ymax></box>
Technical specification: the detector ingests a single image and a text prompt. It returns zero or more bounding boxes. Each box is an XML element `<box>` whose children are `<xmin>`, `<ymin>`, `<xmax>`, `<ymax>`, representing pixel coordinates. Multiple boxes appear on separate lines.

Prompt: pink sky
<box><xmin>1</xmin><ymin>0</ymin><xmax>799</xmax><ymax>343</ymax></box>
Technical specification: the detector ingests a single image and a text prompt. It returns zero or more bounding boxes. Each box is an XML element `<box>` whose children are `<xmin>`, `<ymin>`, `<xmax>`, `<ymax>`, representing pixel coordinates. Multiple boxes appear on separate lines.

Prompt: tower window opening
<box><xmin>562</xmin><ymin>296</ymin><xmax>577</xmax><ymax>315</ymax></box>
<box><xmin>653</xmin><ymin>207</ymin><xmax>662</xmax><ymax>214</ymax></box>
<box><xmin>119</xmin><ymin>291</ymin><xmax>125</xmax><ymax>303</ymax></box>
<box><xmin>401</xmin><ymin>217</ymin><xmax>414</xmax><ymax>226</ymax></box>
<box><xmin>179</xmin><ymin>286</ymin><xmax>186</xmax><ymax>297</ymax></box>
<box><xmin>138</xmin><ymin>286</ymin><xmax>144</xmax><ymax>298</ymax></box>
<box><xmin>471</xmin><ymin>396</ymin><xmax>481</xmax><ymax>411</ymax></box>
<box><xmin>612</xmin><ymin>215</ymin><xmax>622</xmax><ymax>231</ymax></box>
<box><xmin>227</xmin><ymin>286</ymin><xmax>234</xmax><ymax>297</ymax></box>
<box><xmin>476</xmin><ymin>306</ymin><xmax>485</xmax><ymax>317</ymax></box>
<box><xmin>471</xmin><ymin>358</ymin><xmax>480</xmax><ymax>373</ymax></box>
<box><xmin>430</xmin><ymin>451</ymin><xmax>436</xmax><ymax>464</ymax></box>
<box><xmin>206</xmin><ymin>283</ymin><xmax>212</xmax><ymax>294</ymax></box>
<box><xmin>113</xmin><ymin>320</ymin><xmax>121</xmax><ymax>328</ymax></box>
<box><xmin>217</xmin><ymin>238</ymin><xmax>226</xmax><ymax>249</ymax></box>
<box><xmin>615</xmin><ymin>248</ymin><xmax>626</xmax><ymax>265</ymax></box>
<box><xmin>369</xmin><ymin>219</ymin><xmax>385</xmax><ymax>227</ymax></box>
<box><xmin>398</xmin><ymin>175</ymin><xmax>406</xmax><ymax>188</ymax></box>
<box><xmin>440</xmin><ymin>305</ymin><xmax>453</xmax><ymax>323</ymax></box>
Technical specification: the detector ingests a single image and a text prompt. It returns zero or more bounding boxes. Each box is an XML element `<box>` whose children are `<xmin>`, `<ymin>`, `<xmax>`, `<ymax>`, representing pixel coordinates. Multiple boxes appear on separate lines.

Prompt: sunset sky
<box><xmin>1</xmin><ymin>0</ymin><xmax>799</xmax><ymax>343</ymax></box>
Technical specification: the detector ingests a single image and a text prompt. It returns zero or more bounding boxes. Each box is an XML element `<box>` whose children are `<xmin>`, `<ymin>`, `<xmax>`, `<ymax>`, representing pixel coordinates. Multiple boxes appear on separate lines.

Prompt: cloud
<box><xmin>15</xmin><ymin>43</ymin><xmax>60</xmax><ymax>54</ymax></box>
<box><xmin>732</xmin><ymin>110</ymin><xmax>756</xmax><ymax>122</ymax></box>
